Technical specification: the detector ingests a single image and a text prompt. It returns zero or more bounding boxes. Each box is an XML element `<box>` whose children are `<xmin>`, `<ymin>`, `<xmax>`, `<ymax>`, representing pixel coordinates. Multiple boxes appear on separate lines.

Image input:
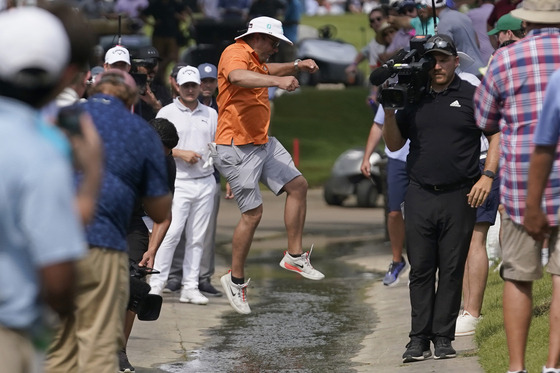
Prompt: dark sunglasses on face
<box><xmin>369</xmin><ymin>16</ymin><xmax>383</xmax><ymax>23</ymax></box>
<box><xmin>424</xmin><ymin>40</ymin><xmax>451</xmax><ymax>51</ymax></box>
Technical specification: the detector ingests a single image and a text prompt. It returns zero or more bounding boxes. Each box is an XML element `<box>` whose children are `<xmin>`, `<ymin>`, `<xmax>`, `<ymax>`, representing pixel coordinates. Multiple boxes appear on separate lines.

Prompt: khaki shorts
<box><xmin>500</xmin><ymin>210</ymin><xmax>559</xmax><ymax>281</ymax></box>
<box><xmin>214</xmin><ymin>137</ymin><xmax>301</xmax><ymax>213</ymax></box>
<box><xmin>45</xmin><ymin>248</ymin><xmax>129</xmax><ymax>373</ymax></box>
<box><xmin>0</xmin><ymin>326</ymin><xmax>38</xmax><ymax>373</ymax></box>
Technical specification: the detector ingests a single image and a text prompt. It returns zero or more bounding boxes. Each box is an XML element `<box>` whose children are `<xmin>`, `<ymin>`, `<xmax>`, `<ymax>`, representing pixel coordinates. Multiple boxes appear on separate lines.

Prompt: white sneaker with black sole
<box><xmin>279</xmin><ymin>245</ymin><xmax>325</xmax><ymax>280</ymax></box>
<box><xmin>220</xmin><ymin>271</ymin><xmax>251</xmax><ymax>314</ymax></box>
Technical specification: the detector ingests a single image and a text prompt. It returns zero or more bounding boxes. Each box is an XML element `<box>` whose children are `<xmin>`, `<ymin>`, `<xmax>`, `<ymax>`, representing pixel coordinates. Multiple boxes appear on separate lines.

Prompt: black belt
<box><xmin>410</xmin><ymin>179</ymin><xmax>475</xmax><ymax>192</ymax></box>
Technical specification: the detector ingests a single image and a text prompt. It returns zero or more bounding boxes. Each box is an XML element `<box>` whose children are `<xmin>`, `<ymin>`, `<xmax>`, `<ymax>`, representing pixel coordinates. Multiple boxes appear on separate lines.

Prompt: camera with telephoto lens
<box><xmin>369</xmin><ymin>35</ymin><xmax>435</xmax><ymax>110</ymax></box>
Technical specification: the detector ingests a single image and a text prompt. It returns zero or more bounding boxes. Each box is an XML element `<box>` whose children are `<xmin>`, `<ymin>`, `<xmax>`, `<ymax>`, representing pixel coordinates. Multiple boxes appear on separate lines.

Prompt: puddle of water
<box><xmin>157</xmin><ymin>243</ymin><xmax>381</xmax><ymax>373</ymax></box>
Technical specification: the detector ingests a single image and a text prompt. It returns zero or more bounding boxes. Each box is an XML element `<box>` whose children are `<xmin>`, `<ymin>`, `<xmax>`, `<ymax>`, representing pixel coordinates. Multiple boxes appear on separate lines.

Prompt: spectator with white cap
<box><xmin>0</xmin><ymin>6</ymin><xmax>87</xmax><ymax>372</ymax></box>
<box><xmin>148</xmin><ymin>66</ymin><xmax>218</xmax><ymax>306</ymax></box>
<box><xmin>212</xmin><ymin>16</ymin><xmax>323</xmax><ymax>315</ymax></box>
<box><xmin>163</xmin><ymin>62</ymin><xmax>223</xmax><ymax>298</ymax></box>
<box><xmin>104</xmin><ymin>45</ymin><xmax>131</xmax><ymax>72</ymax></box>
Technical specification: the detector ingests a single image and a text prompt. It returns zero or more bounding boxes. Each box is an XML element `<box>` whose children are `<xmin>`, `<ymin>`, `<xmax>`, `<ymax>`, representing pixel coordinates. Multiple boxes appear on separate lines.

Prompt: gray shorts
<box><xmin>500</xmin><ymin>210</ymin><xmax>560</xmax><ymax>281</ymax></box>
<box><xmin>213</xmin><ymin>137</ymin><xmax>301</xmax><ymax>213</ymax></box>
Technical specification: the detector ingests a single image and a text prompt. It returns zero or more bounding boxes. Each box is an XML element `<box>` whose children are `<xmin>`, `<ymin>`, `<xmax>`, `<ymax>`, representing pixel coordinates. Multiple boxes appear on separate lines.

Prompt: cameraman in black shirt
<box><xmin>383</xmin><ymin>34</ymin><xmax>499</xmax><ymax>363</ymax></box>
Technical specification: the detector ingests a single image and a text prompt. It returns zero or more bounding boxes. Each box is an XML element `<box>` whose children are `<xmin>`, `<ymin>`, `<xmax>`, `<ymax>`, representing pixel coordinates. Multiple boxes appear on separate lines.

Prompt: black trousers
<box><xmin>404</xmin><ymin>182</ymin><xmax>476</xmax><ymax>342</ymax></box>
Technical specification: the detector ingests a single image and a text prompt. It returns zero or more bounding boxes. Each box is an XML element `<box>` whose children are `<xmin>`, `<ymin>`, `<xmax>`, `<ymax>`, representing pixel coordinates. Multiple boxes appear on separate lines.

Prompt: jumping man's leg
<box><xmin>282</xmin><ymin>175</ymin><xmax>308</xmax><ymax>255</ymax></box>
<box><xmin>231</xmin><ymin>205</ymin><xmax>263</xmax><ymax>279</ymax></box>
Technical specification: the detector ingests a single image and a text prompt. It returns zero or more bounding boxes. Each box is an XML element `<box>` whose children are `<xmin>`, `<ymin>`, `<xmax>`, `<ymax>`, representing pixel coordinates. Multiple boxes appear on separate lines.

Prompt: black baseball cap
<box><xmin>131</xmin><ymin>45</ymin><xmax>160</xmax><ymax>61</ymax></box>
<box><xmin>170</xmin><ymin>62</ymin><xmax>188</xmax><ymax>80</ymax></box>
<box><xmin>424</xmin><ymin>34</ymin><xmax>457</xmax><ymax>56</ymax></box>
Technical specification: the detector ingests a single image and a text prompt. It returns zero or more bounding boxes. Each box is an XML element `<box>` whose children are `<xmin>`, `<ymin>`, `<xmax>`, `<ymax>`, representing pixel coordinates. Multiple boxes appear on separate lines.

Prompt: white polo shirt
<box><xmin>157</xmin><ymin>98</ymin><xmax>218</xmax><ymax>181</ymax></box>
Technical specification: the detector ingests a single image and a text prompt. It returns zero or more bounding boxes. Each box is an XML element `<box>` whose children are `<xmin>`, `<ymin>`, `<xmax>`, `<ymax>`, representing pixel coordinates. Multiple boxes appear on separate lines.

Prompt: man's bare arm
<box><xmin>267</xmin><ymin>58</ymin><xmax>319</xmax><ymax>76</ymax></box>
<box><xmin>40</xmin><ymin>261</ymin><xmax>78</xmax><ymax>318</ymax></box>
<box><xmin>524</xmin><ymin>145</ymin><xmax>556</xmax><ymax>240</ymax></box>
<box><xmin>382</xmin><ymin>109</ymin><xmax>406</xmax><ymax>151</ymax></box>
<box><xmin>228</xmin><ymin>69</ymin><xmax>299</xmax><ymax>91</ymax></box>
<box><xmin>143</xmin><ymin>193</ymin><xmax>172</xmax><ymax>224</ymax></box>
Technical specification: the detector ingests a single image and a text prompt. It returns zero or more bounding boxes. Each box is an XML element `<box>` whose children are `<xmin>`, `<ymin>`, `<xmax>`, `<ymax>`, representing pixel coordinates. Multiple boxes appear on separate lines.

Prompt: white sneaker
<box><xmin>220</xmin><ymin>271</ymin><xmax>251</xmax><ymax>314</ymax></box>
<box><xmin>279</xmin><ymin>245</ymin><xmax>325</xmax><ymax>280</ymax></box>
<box><xmin>149</xmin><ymin>281</ymin><xmax>164</xmax><ymax>296</ymax></box>
<box><xmin>455</xmin><ymin>310</ymin><xmax>482</xmax><ymax>336</ymax></box>
<box><xmin>543</xmin><ymin>366</ymin><xmax>560</xmax><ymax>373</ymax></box>
<box><xmin>179</xmin><ymin>288</ymin><xmax>209</xmax><ymax>305</ymax></box>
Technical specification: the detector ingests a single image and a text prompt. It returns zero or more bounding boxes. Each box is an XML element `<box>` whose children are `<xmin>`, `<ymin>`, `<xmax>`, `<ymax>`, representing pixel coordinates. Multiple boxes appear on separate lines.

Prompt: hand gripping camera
<box><xmin>369</xmin><ymin>35</ymin><xmax>435</xmax><ymax>110</ymax></box>
<box><xmin>128</xmin><ymin>260</ymin><xmax>163</xmax><ymax>321</ymax></box>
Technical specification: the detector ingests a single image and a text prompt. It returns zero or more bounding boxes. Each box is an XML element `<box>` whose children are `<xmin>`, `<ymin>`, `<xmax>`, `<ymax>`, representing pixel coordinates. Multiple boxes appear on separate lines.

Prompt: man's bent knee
<box><xmin>283</xmin><ymin>176</ymin><xmax>308</xmax><ymax>195</ymax></box>
<box><xmin>241</xmin><ymin>205</ymin><xmax>263</xmax><ymax>227</ymax></box>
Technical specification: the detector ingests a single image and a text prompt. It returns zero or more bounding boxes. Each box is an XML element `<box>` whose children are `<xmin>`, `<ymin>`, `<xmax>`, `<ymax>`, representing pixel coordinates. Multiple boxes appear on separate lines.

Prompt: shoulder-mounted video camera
<box><xmin>369</xmin><ymin>35</ymin><xmax>435</xmax><ymax>110</ymax></box>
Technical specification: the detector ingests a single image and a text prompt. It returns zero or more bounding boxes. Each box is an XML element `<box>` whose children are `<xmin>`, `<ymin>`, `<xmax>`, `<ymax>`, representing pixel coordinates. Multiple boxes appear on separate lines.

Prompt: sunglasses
<box><xmin>265</xmin><ymin>35</ymin><xmax>280</xmax><ymax>49</ymax></box>
<box><xmin>424</xmin><ymin>39</ymin><xmax>454</xmax><ymax>53</ymax></box>
<box><xmin>369</xmin><ymin>16</ymin><xmax>383</xmax><ymax>23</ymax></box>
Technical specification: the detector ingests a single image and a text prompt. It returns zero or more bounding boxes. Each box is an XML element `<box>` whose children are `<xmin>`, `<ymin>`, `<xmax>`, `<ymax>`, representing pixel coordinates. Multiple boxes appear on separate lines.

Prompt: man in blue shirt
<box><xmin>0</xmin><ymin>7</ymin><xmax>87</xmax><ymax>372</ymax></box>
<box><xmin>523</xmin><ymin>68</ymin><xmax>560</xmax><ymax>373</ymax></box>
<box><xmin>45</xmin><ymin>69</ymin><xmax>172</xmax><ymax>373</ymax></box>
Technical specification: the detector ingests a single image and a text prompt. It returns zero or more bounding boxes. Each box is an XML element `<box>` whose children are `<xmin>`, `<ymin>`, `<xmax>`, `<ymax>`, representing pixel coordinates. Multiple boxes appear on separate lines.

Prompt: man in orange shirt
<box><xmin>213</xmin><ymin>16</ymin><xmax>324</xmax><ymax>314</ymax></box>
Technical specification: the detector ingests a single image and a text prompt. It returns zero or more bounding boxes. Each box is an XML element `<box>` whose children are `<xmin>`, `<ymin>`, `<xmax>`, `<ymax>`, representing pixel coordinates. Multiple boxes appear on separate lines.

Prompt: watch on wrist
<box><xmin>482</xmin><ymin>170</ymin><xmax>496</xmax><ymax>179</ymax></box>
<box><xmin>294</xmin><ymin>59</ymin><xmax>302</xmax><ymax>73</ymax></box>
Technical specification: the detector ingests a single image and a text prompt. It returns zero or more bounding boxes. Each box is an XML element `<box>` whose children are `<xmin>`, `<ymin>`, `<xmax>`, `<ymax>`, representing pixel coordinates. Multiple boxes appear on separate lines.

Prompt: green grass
<box><xmin>300</xmin><ymin>13</ymin><xmax>375</xmax><ymax>80</ymax></box>
<box><xmin>301</xmin><ymin>13</ymin><xmax>372</xmax><ymax>50</ymax></box>
<box><xmin>476</xmin><ymin>265</ymin><xmax>553</xmax><ymax>373</ymax></box>
<box><xmin>270</xmin><ymin>86</ymin><xmax>375</xmax><ymax>187</ymax></box>
<box><xmin>267</xmin><ymin>14</ymin><xmax>380</xmax><ymax>188</ymax></box>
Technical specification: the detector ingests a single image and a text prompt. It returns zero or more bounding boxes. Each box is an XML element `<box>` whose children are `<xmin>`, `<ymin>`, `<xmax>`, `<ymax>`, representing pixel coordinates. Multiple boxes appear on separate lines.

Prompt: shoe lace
<box><xmin>303</xmin><ymin>244</ymin><xmax>316</xmax><ymax>268</ymax></box>
<box><xmin>234</xmin><ymin>279</ymin><xmax>250</xmax><ymax>302</ymax></box>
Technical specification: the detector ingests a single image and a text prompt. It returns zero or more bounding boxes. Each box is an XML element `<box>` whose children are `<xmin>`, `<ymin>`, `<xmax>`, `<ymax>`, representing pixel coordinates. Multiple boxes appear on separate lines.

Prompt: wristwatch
<box><xmin>294</xmin><ymin>59</ymin><xmax>302</xmax><ymax>73</ymax></box>
<box><xmin>482</xmin><ymin>170</ymin><xmax>496</xmax><ymax>179</ymax></box>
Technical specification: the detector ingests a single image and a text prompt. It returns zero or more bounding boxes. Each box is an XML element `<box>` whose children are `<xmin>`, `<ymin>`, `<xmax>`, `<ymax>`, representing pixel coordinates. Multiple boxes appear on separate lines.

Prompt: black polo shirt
<box><xmin>396</xmin><ymin>74</ymin><xmax>491</xmax><ymax>186</ymax></box>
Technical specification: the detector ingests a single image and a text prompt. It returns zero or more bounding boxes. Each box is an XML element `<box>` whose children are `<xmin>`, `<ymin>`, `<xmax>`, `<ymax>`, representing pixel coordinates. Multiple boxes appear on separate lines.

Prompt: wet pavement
<box><xmin>127</xmin><ymin>189</ymin><xmax>483</xmax><ymax>373</ymax></box>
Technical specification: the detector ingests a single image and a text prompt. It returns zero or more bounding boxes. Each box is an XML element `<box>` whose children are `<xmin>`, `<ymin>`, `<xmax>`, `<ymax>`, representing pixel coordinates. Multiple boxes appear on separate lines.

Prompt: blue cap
<box><xmin>198</xmin><ymin>63</ymin><xmax>217</xmax><ymax>80</ymax></box>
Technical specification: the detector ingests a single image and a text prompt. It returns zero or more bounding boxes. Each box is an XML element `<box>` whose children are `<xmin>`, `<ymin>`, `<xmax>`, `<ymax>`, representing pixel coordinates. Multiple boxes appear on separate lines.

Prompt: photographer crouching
<box><xmin>381</xmin><ymin>34</ymin><xmax>499</xmax><ymax>363</ymax></box>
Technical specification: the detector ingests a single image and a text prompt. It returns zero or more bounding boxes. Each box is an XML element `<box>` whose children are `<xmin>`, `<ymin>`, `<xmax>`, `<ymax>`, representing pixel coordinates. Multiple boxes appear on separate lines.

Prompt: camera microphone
<box><xmin>369</xmin><ymin>49</ymin><xmax>409</xmax><ymax>86</ymax></box>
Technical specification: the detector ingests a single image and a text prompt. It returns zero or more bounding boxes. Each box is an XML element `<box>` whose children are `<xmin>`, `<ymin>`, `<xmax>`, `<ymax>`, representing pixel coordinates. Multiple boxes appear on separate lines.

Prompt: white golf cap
<box><xmin>235</xmin><ymin>16</ymin><xmax>293</xmax><ymax>46</ymax></box>
<box><xmin>176</xmin><ymin>66</ymin><xmax>201</xmax><ymax>86</ymax></box>
<box><xmin>0</xmin><ymin>7</ymin><xmax>70</xmax><ymax>85</ymax></box>
<box><xmin>105</xmin><ymin>45</ymin><xmax>131</xmax><ymax>65</ymax></box>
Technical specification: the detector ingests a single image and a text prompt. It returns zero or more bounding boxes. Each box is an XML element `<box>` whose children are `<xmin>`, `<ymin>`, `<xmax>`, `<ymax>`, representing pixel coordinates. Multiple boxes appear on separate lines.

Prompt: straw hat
<box><xmin>511</xmin><ymin>0</ymin><xmax>560</xmax><ymax>24</ymax></box>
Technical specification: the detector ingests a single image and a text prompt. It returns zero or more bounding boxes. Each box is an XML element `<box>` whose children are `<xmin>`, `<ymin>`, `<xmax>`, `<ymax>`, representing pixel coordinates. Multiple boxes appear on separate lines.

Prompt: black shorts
<box><xmin>127</xmin><ymin>229</ymin><xmax>149</xmax><ymax>263</ymax></box>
